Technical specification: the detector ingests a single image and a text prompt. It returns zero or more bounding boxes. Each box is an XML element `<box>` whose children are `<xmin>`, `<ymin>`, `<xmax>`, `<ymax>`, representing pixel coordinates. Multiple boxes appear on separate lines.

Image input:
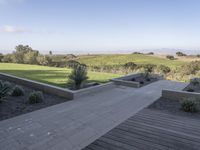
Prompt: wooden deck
<box><xmin>83</xmin><ymin>109</ymin><xmax>200</xmax><ymax>150</ymax></box>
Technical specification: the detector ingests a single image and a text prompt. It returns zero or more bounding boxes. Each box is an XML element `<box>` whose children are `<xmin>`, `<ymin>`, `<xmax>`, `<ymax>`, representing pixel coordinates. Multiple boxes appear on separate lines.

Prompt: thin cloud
<box><xmin>0</xmin><ymin>0</ymin><xmax>25</xmax><ymax>5</ymax></box>
<box><xmin>0</xmin><ymin>25</ymin><xmax>28</xmax><ymax>33</ymax></box>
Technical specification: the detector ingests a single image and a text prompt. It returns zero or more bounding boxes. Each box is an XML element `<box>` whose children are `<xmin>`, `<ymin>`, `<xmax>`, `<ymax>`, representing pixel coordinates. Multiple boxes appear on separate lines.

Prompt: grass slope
<box><xmin>0</xmin><ymin>63</ymin><xmax>120</xmax><ymax>88</ymax></box>
<box><xmin>78</xmin><ymin>54</ymin><xmax>185</xmax><ymax>68</ymax></box>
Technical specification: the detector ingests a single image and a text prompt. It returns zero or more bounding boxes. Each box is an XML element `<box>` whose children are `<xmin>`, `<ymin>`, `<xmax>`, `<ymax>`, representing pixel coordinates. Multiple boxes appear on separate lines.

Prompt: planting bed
<box><xmin>184</xmin><ymin>83</ymin><xmax>200</xmax><ymax>93</ymax></box>
<box><xmin>0</xmin><ymin>80</ymin><xmax>68</xmax><ymax>121</ymax></box>
<box><xmin>112</xmin><ymin>73</ymin><xmax>163</xmax><ymax>88</ymax></box>
<box><xmin>149</xmin><ymin>97</ymin><xmax>200</xmax><ymax>118</ymax></box>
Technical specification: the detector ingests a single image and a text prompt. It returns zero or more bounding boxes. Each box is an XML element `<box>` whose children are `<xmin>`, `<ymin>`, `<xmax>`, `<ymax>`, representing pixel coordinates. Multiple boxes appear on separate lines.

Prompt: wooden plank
<box><xmin>82</xmin><ymin>109</ymin><xmax>200</xmax><ymax>150</ymax></box>
<box><xmin>127</xmin><ymin>117</ymin><xmax>200</xmax><ymax>137</ymax></box>
<box><xmin>106</xmin><ymin>129</ymin><xmax>169</xmax><ymax>150</ymax></box>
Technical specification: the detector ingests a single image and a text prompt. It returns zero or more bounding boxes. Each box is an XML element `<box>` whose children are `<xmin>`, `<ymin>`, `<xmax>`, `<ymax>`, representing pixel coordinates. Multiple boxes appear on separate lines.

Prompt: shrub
<box><xmin>68</xmin><ymin>64</ymin><xmax>88</xmax><ymax>90</ymax></box>
<box><xmin>0</xmin><ymin>81</ymin><xmax>12</xmax><ymax>102</ymax></box>
<box><xmin>28</xmin><ymin>91</ymin><xmax>44</xmax><ymax>104</ymax></box>
<box><xmin>157</xmin><ymin>65</ymin><xmax>171</xmax><ymax>74</ymax></box>
<box><xmin>197</xmin><ymin>54</ymin><xmax>200</xmax><ymax>58</ymax></box>
<box><xmin>139</xmin><ymin>81</ymin><xmax>144</xmax><ymax>84</ymax></box>
<box><xmin>166</xmin><ymin>55</ymin><xmax>175</xmax><ymax>60</ymax></box>
<box><xmin>131</xmin><ymin>78</ymin><xmax>135</xmax><ymax>81</ymax></box>
<box><xmin>142</xmin><ymin>64</ymin><xmax>156</xmax><ymax>73</ymax></box>
<box><xmin>180</xmin><ymin>61</ymin><xmax>200</xmax><ymax>75</ymax></box>
<box><xmin>66</xmin><ymin>60</ymin><xmax>80</xmax><ymax>68</ymax></box>
<box><xmin>132</xmin><ymin>52</ymin><xmax>143</xmax><ymax>54</ymax></box>
<box><xmin>187</xmin><ymin>88</ymin><xmax>194</xmax><ymax>92</ymax></box>
<box><xmin>146</xmin><ymin>78</ymin><xmax>151</xmax><ymax>81</ymax></box>
<box><xmin>190</xmin><ymin>78</ymin><xmax>200</xmax><ymax>86</ymax></box>
<box><xmin>3</xmin><ymin>81</ymin><xmax>12</xmax><ymax>87</ymax></box>
<box><xmin>180</xmin><ymin>98</ymin><xmax>199</xmax><ymax>112</ymax></box>
<box><xmin>12</xmin><ymin>85</ymin><xmax>25</xmax><ymax>96</ymax></box>
<box><xmin>124</xmin><ymin>62</ymin><xmax>137</xmax><ymax>70</ymax></box>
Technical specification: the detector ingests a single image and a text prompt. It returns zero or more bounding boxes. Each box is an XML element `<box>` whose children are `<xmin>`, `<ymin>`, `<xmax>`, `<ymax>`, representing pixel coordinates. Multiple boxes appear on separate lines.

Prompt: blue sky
<box><xmin>1</xmin><ymin>0</ymin><xmax>200</xmax><ymax>54</ymax></box>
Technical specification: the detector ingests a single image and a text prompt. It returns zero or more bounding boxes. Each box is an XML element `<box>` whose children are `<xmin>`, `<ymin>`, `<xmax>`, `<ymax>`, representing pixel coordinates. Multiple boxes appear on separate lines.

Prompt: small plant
<box><xmin>180</xmin><ymin>98</ymin><xmax>199</xmax><ymax>113</ymax></box>
<box><xmin>131</xmin><ymin>78</ymin><xmax>135</xmax><ymax>81</ymax></box>
<box><xmin>187</xmin><ymin>88</ymin><xmax>194</xmax><ymax>92</ymax></box>
<box><xmin>0</xmin><ymin>81</ymin><xmax>12</xmax><ymax>102</ymax></box>
<box><xmin>140</xmin><ymin>81</ymin><xmax>144</xmax><ymax>84</ymax></box>
<box><xmin>3</xmin><ymin>81</ymin><xmax>12</xmax><ymax>88</ymax></box>
<box><xmin>146</xmin><ymin>78</ymin><xmax>151</xmax><ymax>81</ymax></box>
<box><xmin>190</xmin><ymin>78</ymin><xmax>200</xmax><ymax>86</ymax></box>
<box><xmin>68</xmin><ymin>64</ymin><xmax>88</xmax><ymax>90</ymax></box>
<box><xmin>12</xmin><ymin>85</ymin><xmax>25</xmax><ymax>96</ymax></box>
<box><xmin>28</xmin><ymin>91</ymin><xmax>44</xmax><ymax>104</ymax></box>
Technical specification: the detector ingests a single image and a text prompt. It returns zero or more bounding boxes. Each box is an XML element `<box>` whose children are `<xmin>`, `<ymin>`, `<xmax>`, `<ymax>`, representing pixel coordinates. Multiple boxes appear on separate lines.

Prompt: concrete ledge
<box><xmin>0</xmin><ymin>73</ymin><xmax>114</xmax><ymax>100</ymax></box>
<box><xmin>111</xmin><ymin>73</ymin><xmax>163</xmax><ymax>88</ymax></box>
<box><xmin>162</xmin><ymin>89</ymin><xmax>200</xmax><ymax>101</ymax></box>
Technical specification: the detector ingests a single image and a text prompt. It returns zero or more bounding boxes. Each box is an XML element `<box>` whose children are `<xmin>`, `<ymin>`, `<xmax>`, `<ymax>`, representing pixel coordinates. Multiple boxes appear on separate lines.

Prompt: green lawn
<box><xmin>78</xmin><ymin>54</ymin><xmax>185</xmax><ymax>68</ymax></box>
<box><xmin>0</xmin><ymin>63</ymin><xmax>121</xmax><ymax>88</ymax></box>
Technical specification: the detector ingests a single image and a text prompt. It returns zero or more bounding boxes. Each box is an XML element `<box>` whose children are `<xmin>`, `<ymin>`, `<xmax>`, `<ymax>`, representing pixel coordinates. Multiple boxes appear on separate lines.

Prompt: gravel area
<box><xmin>0</xmin><ymin>81</ymin><xmax>69</xmax><ymax>121</ymax></box>
<box><xmin>149</xmin><ymin>97</ymin><xmax>200</xmax><ymax>119</ymax></box>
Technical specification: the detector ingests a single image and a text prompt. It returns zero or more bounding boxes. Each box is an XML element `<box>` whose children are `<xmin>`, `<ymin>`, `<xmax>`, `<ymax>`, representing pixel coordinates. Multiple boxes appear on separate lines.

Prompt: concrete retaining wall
<box><xmin>111</xmin><ymin>73</ymin><xmax>163</xmax><ymax>88</ymax></box>
<box><xmin>0</xmin><ymin>73</ymin><xmax>114</xmax><ymax>100</ymax></box>
<box><xmin>162</xmin><ymin>89</ymin><xmax>200</xmax><ymax>101</ymax></box>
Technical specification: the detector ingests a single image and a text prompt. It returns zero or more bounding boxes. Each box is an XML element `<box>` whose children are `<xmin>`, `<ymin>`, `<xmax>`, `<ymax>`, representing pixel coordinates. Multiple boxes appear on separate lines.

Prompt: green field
<box><xmin>78</xmin><ymin>54</ymin><xmax>185</xmax><ymax>68</ymax></box>
<box><xmin>0</xmin><ymin>63</ymin><xmax>121</xmax><ymax>88</ymax></box>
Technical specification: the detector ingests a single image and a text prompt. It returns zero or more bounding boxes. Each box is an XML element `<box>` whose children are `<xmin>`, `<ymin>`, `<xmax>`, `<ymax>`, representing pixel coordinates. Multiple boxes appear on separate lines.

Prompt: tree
<box><xmin>13</xmin><ymin>45</ymin><xmax>33</xmax><ymax>63</ymax></box>
<box><xmin>176</xmin><ymin>51</ymin><xmax>187</xmax><ymax>56</ymax></box>
<box><xmin>166</xmin><ymin>55</ymin><xmax>175</xmax><ymax>60</ymax></box>
<box><xmin>24</xmin><ymin>50</ymin><xmax>39</xmax><ymax>64</ymax></box>
<box><xmin>68</xmin><ymin>64</ymin><xmax>88</xmax><ymax>90</ymax></box>
<box><xmin>0</xmin><ymin>53</ymin><xmax>4</xmax><ymax>62</ymax></box>
<box><xmin>36</xmin><ymin>55</ymin><xmax>52</xmax><ymax>66</ymax></box>
<box><xmin>49</xmin><ymin>51</ymin><xmax>53</xmax><ymax>55</ymax></box>
<box><xmin>2</xmin><ymin>54</ymin><xmax>13</xmax><ymax>62</ymax></box>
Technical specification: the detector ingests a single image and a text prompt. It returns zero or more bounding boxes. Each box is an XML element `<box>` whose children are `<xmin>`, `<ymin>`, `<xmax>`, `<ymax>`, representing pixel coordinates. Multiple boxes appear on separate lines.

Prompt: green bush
<box><xmin>28</xmin><ymin>91</ymin><xmax>44</xmax><ymax>104</ymax></box>
<box><xmin>0</xmin><ymin>81</ymin><xmax>12</xmax><ymax>102</ymax></box>
<box><xmin>180</xmin><ymin>98</ymin><xmax>199</xmax><ymax>112</ymax></box>
<box><xmin>12</xmin><ymin>85</ymin><xmax>25</xmax><ymax>96</ymax></box>
<box><xmin>157</xmin><ymin>65</ymin><xmax>171</xmax><ymax>74</ymax></box>
<box><xmin>124</xmin><ymin>62</ymin><xmax>137</xmax><ymax>70</ymax></box>
<box><xmin>187</xmin><ymin>88</ymin><xmax>194</xmax><ymax>92</ymax></box>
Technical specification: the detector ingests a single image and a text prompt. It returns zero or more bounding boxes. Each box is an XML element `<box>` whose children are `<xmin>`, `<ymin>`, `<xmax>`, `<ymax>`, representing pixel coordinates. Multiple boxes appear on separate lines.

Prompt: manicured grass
<box><xmin>0</xmin><ymin>63</ymin><xmax>121</xmax><ymax>88</ymax></box>
<box><xmin>78</xmin><ymin>54</ymin><xmax>186</xmax><ymax>68</ymax></box>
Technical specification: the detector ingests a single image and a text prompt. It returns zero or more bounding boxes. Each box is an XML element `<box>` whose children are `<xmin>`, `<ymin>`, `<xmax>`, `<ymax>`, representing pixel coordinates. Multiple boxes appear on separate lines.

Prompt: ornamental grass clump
<box><xmin>28</xmin><ymin>91</ymin><xmax>44</xmax><ymax>104</ymax></box>
<box><xmin>0</xmin><ymin>81</ymin><xmax>12</xmax><ymax>103</ymax></box>
<box><xmin>68</xmin><ymin>64</ymin><xmax>88</xmax><ymax>90</ymax></box>
<box><xmin>12</xmin><ymin>85</ymin><xmax>25</xmax><ymax>96</ymax></box>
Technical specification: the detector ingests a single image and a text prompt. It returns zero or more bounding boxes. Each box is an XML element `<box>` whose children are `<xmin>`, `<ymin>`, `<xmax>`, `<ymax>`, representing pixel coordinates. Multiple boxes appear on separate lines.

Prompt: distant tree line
<box><xmin>1</xmin><ymin>45</ymin><xmax>52</xmax><ymax>66</ymax></box>
<box><xmin>2</xmin><ymin>46</ymin><xmax>200</xmax><ymax>82</ymax></box>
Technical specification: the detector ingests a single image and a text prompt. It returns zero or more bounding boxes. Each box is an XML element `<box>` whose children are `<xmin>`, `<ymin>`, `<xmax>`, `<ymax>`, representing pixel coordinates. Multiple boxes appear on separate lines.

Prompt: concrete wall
<box><xmin>111</xmin><ymin>79</ymin><xmax>140</xmax><ymax>88</ymax></box>
<box><xmin>162</xmin><ymin>89</ymin><xmax>200</xmax><ymax>101</ymax></box>
<box><xmin>0</xmin><ymin>73</ymin><xmax>114</xmax><ymax>100</ymax></box>
<box><xmin>111</xmin><ymin>73</ymin><xmax>163</xmax><ymax>88</ymax></box>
